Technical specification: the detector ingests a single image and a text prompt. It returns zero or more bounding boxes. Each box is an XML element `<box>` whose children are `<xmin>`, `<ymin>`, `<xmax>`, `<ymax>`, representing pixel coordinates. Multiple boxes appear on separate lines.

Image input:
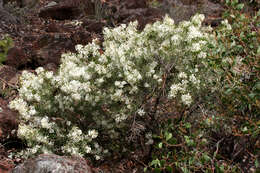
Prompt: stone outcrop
<box><xmin>12</xmin><ymin>154</ymin><xmax>93</xmax><ymax>173</ymax></box>
<box><xmin>6</xmin><ymin>47</ymin><xmax>27</xmax><ymax>68</ymax></box>
<box><xmin>0</xmin><ymin>98</ymin><xmax>18</xmax><ymax>141</ymax></box>
<box><xmin>159</xmin><ymin>0</ymin><xmax>224</xmax><ymax>24</ymax></box>
<box><xmin>39</xmin><ymin>0</ymin><xmax>95</xmax><ymax>20</ymax></box>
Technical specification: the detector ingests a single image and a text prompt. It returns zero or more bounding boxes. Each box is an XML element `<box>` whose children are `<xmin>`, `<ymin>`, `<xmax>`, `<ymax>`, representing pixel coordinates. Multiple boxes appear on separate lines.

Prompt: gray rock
<box><xmin>160</xmin><ymin>0</ymin><xmax>224</xmax><ymax>24</ymax></box>
<box><xmin>45</xmin><ymin>1</ymin><xmax>58</xmax><ymax>8</ymax></box>
<box><xmin>12</xmin><ymin>154</ymin><xmax>93</xmax><ymax>173</ymax></box>
<box><xmin>0</xmin><ymin>99</ymin><xmax>18</xmax><ymax>141</ymax></box>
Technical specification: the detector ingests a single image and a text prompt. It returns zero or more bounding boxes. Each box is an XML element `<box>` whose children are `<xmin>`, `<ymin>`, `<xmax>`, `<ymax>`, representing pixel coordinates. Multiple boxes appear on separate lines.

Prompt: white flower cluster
<box><xmin>221</xmin><ymin>19</ymin><xmax>232</xmax><ymax>31</ymax></box>
<box><xmin>9</xmin><ymin>14</ymin><xmax>214</xmax><ymax>158</ymax></box>
<box><xmin>61</xmin><ymin>127</ymin><xmax>99</xmax><ymax>157</ymax></box>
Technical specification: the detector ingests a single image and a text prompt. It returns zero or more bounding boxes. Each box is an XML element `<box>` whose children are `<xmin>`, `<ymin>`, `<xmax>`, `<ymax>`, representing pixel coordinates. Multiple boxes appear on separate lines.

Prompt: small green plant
<box><xmin>144</xmin><ymin>112</ymin><xmax>259</xmax><ymax>172</ymax></box>
<box><xmin>208</xmin><ymin>0</ymin><xmax>260</xmax><ymax>116</ymax></box>
<box><xmin>147</xmin><ymin>0</ymin><xmax>161</xmax><ymax>8</ymax></box>
<box><xmin>0</xmin><ymin>35</ymin><xmax>13</xmax><ymax>64</ymax></box>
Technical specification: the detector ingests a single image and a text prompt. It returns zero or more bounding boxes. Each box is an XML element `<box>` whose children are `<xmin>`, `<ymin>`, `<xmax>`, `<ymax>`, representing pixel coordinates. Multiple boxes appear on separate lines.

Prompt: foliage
<box><xmin>0</xmin><ymin>35</ymin><xmax>13</xmax><ymax>64</ymax></box>
<box><xmin>145</xmin><ymin>113</ymin><xmax>259</xmax><ymax>172</ymax></box>
<box><xmin>208</xmin><ymin>0</ymin><xmax>260</xmax><ymax>116</ymax></box>
<box><xmin>145</xmin><ymin>1</ymin><xmax>260</xmax><ymax>172</ymax></box>
<box><xmin>9</xmin><ymin>14</ymin><xmax>215</xmax><ymax>159</ymax></box>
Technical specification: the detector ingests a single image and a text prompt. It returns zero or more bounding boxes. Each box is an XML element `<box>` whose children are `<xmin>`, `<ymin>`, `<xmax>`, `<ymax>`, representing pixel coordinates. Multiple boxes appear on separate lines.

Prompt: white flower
<box><xmin>221</xmin><ymin>19</ymin><xmax>232</xmax><ymax>30</ymax></box>
<box><xmin>169</xmin><ymin>84</ymin><xmax>181</xmax><ymax>98</ymax></box>
<box><xmin>35</xmin><ymin>67</ymin><xmax>44</xmax><ymax>74</ymax></box>
<box><xmin>49</xmin><ymin>129</ymin><xmax>54</xmax><ymax>133</ymax></box>
<box><xmin>191</xmin><ymin>14</ymin><xmax>205</xmax><ymax>26</ymax></box>
<box><xmin>31</xmin><ymin>145</ymin><xmax>40</xmax><ymax>154</ymax></box>
<box><xmin>137</xmin><ymin>109</ymin><xmax>145</xmax><ymax>116</ymax></box>
<box><xmin>88</xmin><ymin>130</ymin><xmax>98</xmax><ymax>139</ymax></box>
<box><xmin>42</xmin><ymin>147</ymin><xmax>52</xmax><ymax>154</ymax></box>
<box><xmin>187</xmin><ymin>25</ymin><xmax>203</xmax><ymax>41</ymax></box>
<box><xmin>178</xmin><ymin>72</ymin><xmax>187</xmax><ymax>79</ymax></box>
<box><xmin>198</xmin><ymin>52</ymin><xmax>207</xmax><ymax>59</ymax></box>
<box><xmin>66</xmin><ymin>121</ymin><xmax>71</xmax><ymax>126</ymax></box>
<box><xmin>181</xmin><ymin>93</ymin><xmax>192</xmax><ymax>105</ymax></box>
<box><xmin>191</xmin><ymin>43</ymin><xmax>201</xmax><ymax>52</ymax></box>
<box><xmin>72</xmin><ymin>93</ymin><xmax>81</xmax><ymax>101</ymax></box>
<box><xmin>189</xmin><ymin>74</ymin><xmax>200</xmax><ymax>86</ymax></box>
<box><xmin>163</xmin><ymin>15</ymin><xmax>174</xmax><ymax>26</ymax></box>
<box><xmin>17</xmin><ymin>124</ymin><xmax>30</xmax><ymax>138</ymax></box>
<box><xmin>41</xmin><ymin>117</ymin><xmax>51</xmax><ymax>129</ymax></box>
<box><xmin>158</xmin><ymin>78</ymin><xmax>163</xmax><ymax>83</ymax></box>
<box><xmin>75</xmin><ymin>44</ymin><xmax>83</xmax><ymax>51</ymax></box>
<box><xmin>85</xmin><ymin>146</ymin><xmax>91</xmax><ymax>153</ymax></box>
<box><xmin>9</xmin><ymin>98</ymin><xmax>29</xmax><ymax>118</ymax></box>
<box><xmin>45</xmin><ymin>71</ymin><xmax>53</xmax><ymax>79</ymax></box>
<box><xmin>94</xmin><ymin>143</ymin><xmax>99</xmax><ymax>148</ymax></box>
<box><xmin>153</xmin><ymin>74</ymin><xmax>159</xmax><ymax>80</ymax></box>
<box><xmin>144</xmin><ymin>83</ymin><xmax>149</xmax><ymax>88</ymax></box>
<box><xmin>95</xmin><ymin>155</ymin><xmax>101</xmax><ymax>160</ymax></box>
<box><xmin>28</xmin><ymin>106</ymin><xmax>36</xmax><ymax>116</ymax></box>
<box><xmin>181</xmin><ymin>21</ymin><xmax>191</xmax><ymax>28</ymax></box>
<box><xmin>34</xmin><ymin>94</ymin><xmax>41</xmax><ymax>102</ymax></box>
<box><xmin>115</xmin><ymin>81</ymin><xmax>120</xmax><ymax>87</ymax></box>
<box><xmin>171</xmin><ymin>35</ymin><xmax>180</xmax><ymax>45</ymax></box>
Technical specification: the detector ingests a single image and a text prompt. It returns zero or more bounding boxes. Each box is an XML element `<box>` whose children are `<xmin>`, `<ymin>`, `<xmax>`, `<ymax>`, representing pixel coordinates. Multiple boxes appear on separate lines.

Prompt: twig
<box><xmin>213</xmin><ymin>138</ymin><xmax>224</xmax><ymax>160</ymax></box>
<box><xmin>0</xmin><ymin>77</ymin><xmax>18</xmax><ymax>89</ymax></box>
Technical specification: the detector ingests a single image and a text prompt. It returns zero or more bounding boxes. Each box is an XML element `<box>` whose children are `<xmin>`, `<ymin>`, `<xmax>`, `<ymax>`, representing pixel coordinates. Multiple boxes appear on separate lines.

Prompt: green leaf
<box><xmin>166</xmin><ymin>166</ymin><xmax>173</xmax><ymax>172</ymax></box>
<box><xmin>257</xmin><ymin>9</ymin><xmax>260</xmax><ymax>17</ymax></box>
<box><xmin>249</xmin><ymin>93</ymin><xmax>256</xmax><ymax>99</ymax></box>
<box><xmin>168</xmin><ymin>137</ymin><xmax>177</xmax><ymax>145</ymax></box>
<box><xmin>154</xmin><ymin>168</ymin><xmax>161</xmax><ymax>173</ymax></box>
<box><xmin>144</xmin><ymin>167</ymin><xmax>147</xmax><ymax>172</ymax></box>
<box><xmin>224</xmin><ymin>88</ymin><xmax>233</xmax><ymax>95</ymax></box>
<box><xmin>240</xmin><ymin>32</ymin><xmax>244</xmax><ymax>38</ymax></box>
<box><xmin>257</xmin><ymin>46</ymin><xmax>260</xmax><ymax>56</ymax></box>
<box><xmin>185</xmin><ymin>122</ymin><xmax>191</xmax><ymax>129</ymax></box>
<box><xmin>254</xmin><ymin>82</ymin><xmax>260</xmax><ymax>90</ymax></box>
<box><xmin>158</xmin><ymin>142</ymin><xmax>163</xmax><ymax>149</ymax></box>
<box><xmin>203</xmin><ymin>153</ymin><xmax>211</xmax><ymax>163</ymax></box>
<box><xmin>252</xmin><ymin>129</ymin><xmax>259</xmax><ymax>138</ymax></box>
<box><xmin>255</xmin><ymin>159</ymin><xmax>259</xmax><ymax>168</ymax></box>
<box><xmin>225</xmin><ymin>0</ymin><xmax>230</xmax><ymax>5</ymax></box>
<box><xmin>160</xmin><ymin>159</ymin><xmax>166</xmax><ymax>167</ymax></box>
<box><xmin>150</xmin><ymin>159</ymin><xmax>161</xmax><ymax>167</ymax></box>
<box><xmin>236</xmin><ymin>3</ymin><xmax>244</xmax><ymax>10</ymax></box>
<box><xmin>166</xmin><ymin>132</ymin><xmax>172</xmax><ymax>141</ymax></box>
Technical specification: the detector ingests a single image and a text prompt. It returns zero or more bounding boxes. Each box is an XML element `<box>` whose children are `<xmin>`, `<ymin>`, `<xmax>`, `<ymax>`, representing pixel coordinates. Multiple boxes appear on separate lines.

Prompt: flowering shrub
<box><xmin>9</xmin><ymin>14</ymin><xmax>214</xmax><ymax>159</ymax></box>
<box><xmin>0</xmin><ymin>35</ymin><xmax>13</xmax><ymax>64</ymax></box>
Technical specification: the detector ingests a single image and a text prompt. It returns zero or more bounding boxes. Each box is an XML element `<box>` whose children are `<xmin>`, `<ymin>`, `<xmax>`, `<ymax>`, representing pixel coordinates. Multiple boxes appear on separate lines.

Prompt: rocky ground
<box><xmin>0</xmin><ymin>0</ymin><xmax>259</xmax><ymax>172</ymax></box>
